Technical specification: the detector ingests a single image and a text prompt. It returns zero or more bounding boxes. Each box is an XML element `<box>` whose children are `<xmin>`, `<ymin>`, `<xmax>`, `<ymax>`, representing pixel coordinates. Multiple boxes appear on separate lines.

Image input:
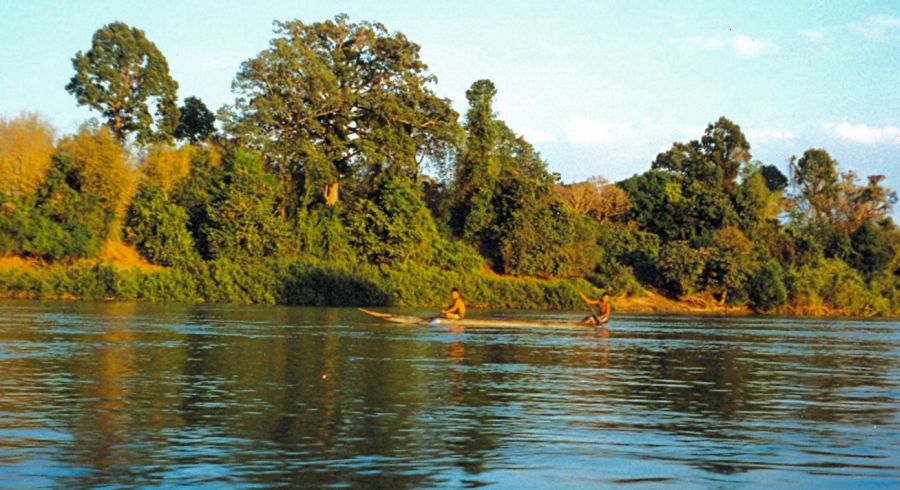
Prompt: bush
<box><xmin>745</xmin><ymin>259</ymin><xmax>787</xmax><ymax>312</ymax></box>
<box><xmin>125</xmin><ymin>186</ymin><xmax>197</xmax><ymax>267</ymax></box>
<box><xmin>201</xmin><ymin>150</ymin><xmax>291</xmax><ymax>260</ymax></box>
<box><xmin>348</xmin><ymin>172</ymin><xmax>440</xmax><ymax>266</ymax></box>
<box><xmin>656</xmin><ymin>241</ymin><xmax>706</xmax><ymax>297</ymax></box>
<box><xmin>786</xmin><ymin>258</ymin><xmax>889</xmax><ymax>315</ymax></box>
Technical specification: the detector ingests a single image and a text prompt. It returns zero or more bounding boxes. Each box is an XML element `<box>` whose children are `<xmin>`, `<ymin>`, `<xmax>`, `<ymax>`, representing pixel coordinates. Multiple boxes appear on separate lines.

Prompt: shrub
<box><xmin>125</xmin><ymin>186</ymin><xmax>197</xmax><ymax>267</ymax></box>
<box><xmin>348</xmin><ymin>172</ymin><xmax>439</xmax><ymax>266</ymax></box>
<box><xmin>745</xmin><ymin>259</ymin><xmax>787</xmax><ymax>312</ymax></box>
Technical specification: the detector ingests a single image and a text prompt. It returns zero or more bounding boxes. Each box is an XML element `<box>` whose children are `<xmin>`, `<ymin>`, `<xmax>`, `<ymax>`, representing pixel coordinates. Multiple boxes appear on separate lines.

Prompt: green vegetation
<box><xmin>0</xmin><ymin>259</ymin><xmax>589</xmax><ymax>310</ymax></box>
<box><xmin>1</xmin><ymin>16</ymin><xmax>897</xmax><ymax>315</ymax></box>
<box><xmin>66</xmin><ymin>22</ymin><xmax>179</xmax><ymax>144</ymax></box>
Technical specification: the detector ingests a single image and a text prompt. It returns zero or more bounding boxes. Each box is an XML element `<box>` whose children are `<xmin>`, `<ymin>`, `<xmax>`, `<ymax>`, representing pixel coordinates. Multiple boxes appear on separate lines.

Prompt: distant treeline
<box><xmin>0</xmin><ymin>16</ymin><xmax>896</xmax><ymax>314</ymax></box>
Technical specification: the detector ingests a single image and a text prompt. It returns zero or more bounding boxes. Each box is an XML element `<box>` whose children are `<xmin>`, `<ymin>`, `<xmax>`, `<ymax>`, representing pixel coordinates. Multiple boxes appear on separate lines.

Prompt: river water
<box><xmin>0</xmin><ymin>301</ymin><xmax>897</xmax><ymax>488</ymax></box>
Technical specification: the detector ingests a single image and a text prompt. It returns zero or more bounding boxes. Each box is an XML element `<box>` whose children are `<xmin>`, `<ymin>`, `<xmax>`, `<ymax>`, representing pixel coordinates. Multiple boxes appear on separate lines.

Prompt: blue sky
<box><xmin>1</xmin><ymin>0</ymin><xmax>899</xmax><ymax>193</ymax></box>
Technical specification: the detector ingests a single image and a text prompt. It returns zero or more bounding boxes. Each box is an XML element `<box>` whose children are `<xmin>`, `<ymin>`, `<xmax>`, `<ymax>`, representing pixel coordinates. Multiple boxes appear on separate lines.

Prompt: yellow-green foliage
<box><xmin>786</xmin><ymin>258</ymin><xmax>890</xmax><ymax>315</ymax></box>
<box><xmin>56</xmin><ymin>124</ymin><xmax>135</xmax><ymax>219</ymax></box>
<box><xmin>139</xmin><ymin>144</ymin><xmax>194</xmax><ymax>196</ymax></box>
<box><xmin>0</xmin><ymin>112</ymin><xmax>55</xmax><ymax>196</ymax></box>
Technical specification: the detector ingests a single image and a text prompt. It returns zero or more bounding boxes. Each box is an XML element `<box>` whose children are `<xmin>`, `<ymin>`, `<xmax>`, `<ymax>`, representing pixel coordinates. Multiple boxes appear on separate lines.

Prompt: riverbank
<box><xmin>1</xmin><ymin>252</ymin><xmax>892</xmax><ymax>317</ymax></box>
<box><xmin>0</xmin><ymin>253</ymin><xmax>590</xmax><ymax>310</ymax></box>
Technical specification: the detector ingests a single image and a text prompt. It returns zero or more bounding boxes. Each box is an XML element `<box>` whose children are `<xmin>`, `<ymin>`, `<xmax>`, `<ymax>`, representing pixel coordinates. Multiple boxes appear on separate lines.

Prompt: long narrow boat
<box><xmin>358</xmin><ymin>308</ymin><xmax>607</xmax><ymax>329</ymax></box>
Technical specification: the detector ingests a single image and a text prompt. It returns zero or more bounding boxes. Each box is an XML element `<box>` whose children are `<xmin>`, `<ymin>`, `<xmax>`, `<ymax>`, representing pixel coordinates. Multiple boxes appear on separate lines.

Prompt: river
<box><xmin>0</xmin><ymin>301</ymin><xmax>897</xmax><ymax>488</ymax></box>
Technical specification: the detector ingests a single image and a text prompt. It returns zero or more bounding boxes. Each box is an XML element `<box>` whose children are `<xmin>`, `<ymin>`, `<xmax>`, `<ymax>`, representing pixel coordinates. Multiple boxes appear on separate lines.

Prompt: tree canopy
<box><xmin>66</xmin><ymin>22</ymin><xmax>179</xmax><ymax>144</ymax></box>
<box><xmin>174</xmin><ymin>96</ymin><xmax>216</xmax><ymax>143</ymax></box>
<box><xmin>1</xmin><ymin>14</ymin><xmax>898</xmax><ymax>316</ymax></box>
<box><xmin>224</xmin><ymin>14</ymin><xmax>460</xmax><ymax>212</ymax></box>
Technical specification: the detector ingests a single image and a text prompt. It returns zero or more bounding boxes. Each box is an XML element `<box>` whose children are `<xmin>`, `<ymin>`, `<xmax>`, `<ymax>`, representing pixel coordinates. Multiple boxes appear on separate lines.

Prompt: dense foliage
<box><xmin>0</xmin><ymin>16</ymin><xmax>897</xmax><ymax>315</ymax></box>
<box><xmin>66</xmin><ymin>22</ymin><xmax>179</xmax><ymax>144</ymax></box>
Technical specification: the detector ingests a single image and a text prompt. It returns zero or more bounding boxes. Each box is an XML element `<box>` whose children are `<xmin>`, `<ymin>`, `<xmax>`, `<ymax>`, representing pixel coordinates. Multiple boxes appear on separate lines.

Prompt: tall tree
<box><xmin>453</xmin><ymin>79</ymin><xmax>500</xmax><ymax>241</ymax></box>
<box><xmin>630</xmin><ymin>116</ymin><xmax>750</xmax><ymax>244</ymax></box>
<box><xmin>652</xmin><ymin>116</ymin><xmax>750</xmax><ymax>192</ymax></box>
<box><xmin>224</xmin><ymin>15</ymin><xmax>460</xmax><ymax>212</ymax></box>
<box><xmin>66</xmin><ymin>22</ymin><xmax>179</xmax><ymax>144</ymax></box>
<box><xmin>834</xmin><ymin>173</ymin><xmax>897</xmax><ymax>230</ymax></box>
<box><xmin>174</xmin><ymin>96</ymin><xmax>216</xmax><ymax>143</ymax></box>
<box><xmin>790</xmin><ymin>148</ymin><xmax>839</xmax><ymax>224</ymax></box>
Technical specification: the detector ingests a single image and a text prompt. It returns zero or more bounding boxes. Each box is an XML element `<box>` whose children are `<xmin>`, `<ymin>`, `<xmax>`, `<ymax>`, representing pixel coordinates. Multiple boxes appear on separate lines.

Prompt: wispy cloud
<box><xmin>564</xmin><ymin>117</ymin><xmax>713</xmax><ymax>147</ymax></box>
<box><xmin>824</xmin><ymin>122</ymin><xmax>900</xmax><ymax>145</ymax></box>
<box><xmin>732</xmin><ymin>35</ymin><xmax>774</xmax><ymax>57</ymax></box>
<box><xmin>850</xmin><ymin>14</ymin><xmax>900</xmax><ymax>41</ymax></box>
<box><xmin>679</xmin><ymin>34</ymin><xmax>774</xmax><ymax>57</ymax></box>
<box><xmin>519</xmin><ymin>127</ymin><xmax>556</xmax><ymax>144</ymax></box>
<box><xmin>565</xmin><ymin>116</ymin><xmax>636</xmax><ymax>145</ymax></box>
<box><xmin>539</xmin><ymin>41</ymin><xmax>572</xmax><ymax>57</ymax></box>
<box><xmin>799</xmin><ymin>28</ymin><xmax>826</xmax><ymax>42</ymax></box>
<box><xmin>746</xmin><ymin>128</ymin><xmax>798</xmax><ymax>143</ymax></box>
<box><xmin>679</xmin><ymin>35</ymin><xmax>726</xmax><ymax>53</ymax></box>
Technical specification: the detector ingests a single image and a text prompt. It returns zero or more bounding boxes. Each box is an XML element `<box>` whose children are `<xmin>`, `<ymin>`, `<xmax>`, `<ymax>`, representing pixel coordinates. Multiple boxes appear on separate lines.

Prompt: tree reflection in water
<box><xmin>0</xmin><ymin>303</ymin><xmax>896</xmax><ymax>488</ymax></box>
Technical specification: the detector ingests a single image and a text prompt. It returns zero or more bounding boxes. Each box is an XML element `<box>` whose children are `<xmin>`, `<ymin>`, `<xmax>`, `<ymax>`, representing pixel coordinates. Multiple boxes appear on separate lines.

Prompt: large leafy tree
<box><xmin>790</xmin><ymin>148</ymin><xmax>896</xmax><ymax>230</ymax></box>
<box><xmin>626</xmin><ymin>116</ymin><xmax>750</xmax><ymax>245</ymax></box>
<box><xmin>224</xmin><ymin>15</ymin><xmax>460</xmax><ymax>212</ymax></box>
<box><xmin>66</xmin><ymin>22</ymin><xmax>179</xmax><ymax>144</ymax></box>
<box><xmin>652</xmin><ymin>116</ymin><xmax>750</xmax><ymax>192</ymax></box>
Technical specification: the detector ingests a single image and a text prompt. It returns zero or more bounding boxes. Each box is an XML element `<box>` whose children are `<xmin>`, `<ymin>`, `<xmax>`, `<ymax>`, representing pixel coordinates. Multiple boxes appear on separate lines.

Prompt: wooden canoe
<box><xmin>357</xmin><ymin>308</ymin><xmax>607</xmax><ymax>329</ymax></box>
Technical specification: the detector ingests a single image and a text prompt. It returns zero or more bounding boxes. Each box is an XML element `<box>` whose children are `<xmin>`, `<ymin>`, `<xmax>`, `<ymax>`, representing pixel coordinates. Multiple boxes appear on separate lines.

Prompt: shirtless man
<box><xmin>441</xmin><ymin>288</ymin><xmax>467</xmax><ymax>320</ymax></box>
<box><xmin>580</xmin><ymin>292</ymin><xmax>610</xmax><ymax>326</ymax></box>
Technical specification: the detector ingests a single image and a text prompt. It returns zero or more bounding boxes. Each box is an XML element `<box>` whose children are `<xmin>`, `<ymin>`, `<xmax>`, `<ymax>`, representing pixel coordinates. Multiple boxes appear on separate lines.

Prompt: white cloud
<box><xmin>746</xmin><ymin>128</ymin><xmax>798</xmax><ymax>143</ymax></box>
<box><xmin>679</xmin><ymin>35</ymin><xmax>725</xmax><ymax>53</ymax></box>
<box><xmin>679</xmin><ymin>34</ymin><xmax>774</xmax><ymax>57</ymax></box>
<box><xmin>565</xmin><ymin>116</ymin><xmax>636</xmax><ymax>145</ymax></box>
<box><xmin>732</xmin><ymin>35</ymin><xmax>774</xmax><ymax>57</ymax></box>
<box><xmin>824</xmin><ymin>122</ymin><xmax>900</xmax><ymax>145</ymax></box>
<box><xmin>800</xmin><ymin>28</ymin><xmax>826</xmax><ymax>41</ymax></box>
<box><xmin>519</xmin><ymin>127</ymin><xmax>555</xmax><ymax>144</ymax></box>
<box><xmin>850</xmin><ymin>14</ymin><xmax>900</xmax><ymax>41</ymax></box>
<box><xmin>539</xmin><ymin>41</ymin><xmax>572</xmax><ymax>57</ymax></box>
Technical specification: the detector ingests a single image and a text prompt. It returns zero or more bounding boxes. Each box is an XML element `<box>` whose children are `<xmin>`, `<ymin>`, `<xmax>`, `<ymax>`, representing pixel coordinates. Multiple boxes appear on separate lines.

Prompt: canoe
<box><xmin>357</xmin><ymin>308</ymin><xmax>607</xmax><ymax>329</ymax></box>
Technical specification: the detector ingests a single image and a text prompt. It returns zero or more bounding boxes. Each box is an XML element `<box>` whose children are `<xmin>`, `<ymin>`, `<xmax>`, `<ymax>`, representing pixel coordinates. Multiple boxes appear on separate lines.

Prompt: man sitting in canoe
<box><xmin>441</xmin><ymin>288</ymin><xmax>467</xmax><ymax>320</ymax></box>
<box><xmin>580</xmin><ymin>292</ymin><xmax>610</xmax><ymax>326</ymax></box>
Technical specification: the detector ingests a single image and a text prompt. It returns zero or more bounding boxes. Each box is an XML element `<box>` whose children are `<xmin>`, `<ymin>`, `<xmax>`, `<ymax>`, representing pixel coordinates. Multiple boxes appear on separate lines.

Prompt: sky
<box><xmin>1</xmin><ymin>0</ymin><xmax>899</xmax><ymax>193</ymax></box>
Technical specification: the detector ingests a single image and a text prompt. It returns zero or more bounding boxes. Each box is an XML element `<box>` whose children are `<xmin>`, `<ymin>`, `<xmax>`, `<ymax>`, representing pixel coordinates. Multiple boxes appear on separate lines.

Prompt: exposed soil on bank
<box><xmin>0</xmin><ymin>241</ymin><xmax>159</xmax><ymax>271</ymax></box>
<box><xmin>612</xmin><ymin>290</ymin><xmax>752</xmax><ymax>315</ymax></box>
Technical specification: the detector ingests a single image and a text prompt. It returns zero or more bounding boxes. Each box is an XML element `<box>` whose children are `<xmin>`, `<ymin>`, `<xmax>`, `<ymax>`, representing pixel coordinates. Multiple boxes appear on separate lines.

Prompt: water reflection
<box><xmin>0</xmin><ymin>302</ymin><xmax>897</xmax><ymax>487</ymax></box>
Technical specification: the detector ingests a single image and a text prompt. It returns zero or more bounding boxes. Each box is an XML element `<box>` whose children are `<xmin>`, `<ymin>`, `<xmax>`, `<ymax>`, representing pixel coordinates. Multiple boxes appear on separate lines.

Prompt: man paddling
<box><xmin>580</xmin><ymin>291</ymin><xmax>610</xmax><ymax>326</ymax></box>
<box><xmin>441</xmin><ymin>287</ymin><xmax>467</xmax><ymax>320</ymax></box>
